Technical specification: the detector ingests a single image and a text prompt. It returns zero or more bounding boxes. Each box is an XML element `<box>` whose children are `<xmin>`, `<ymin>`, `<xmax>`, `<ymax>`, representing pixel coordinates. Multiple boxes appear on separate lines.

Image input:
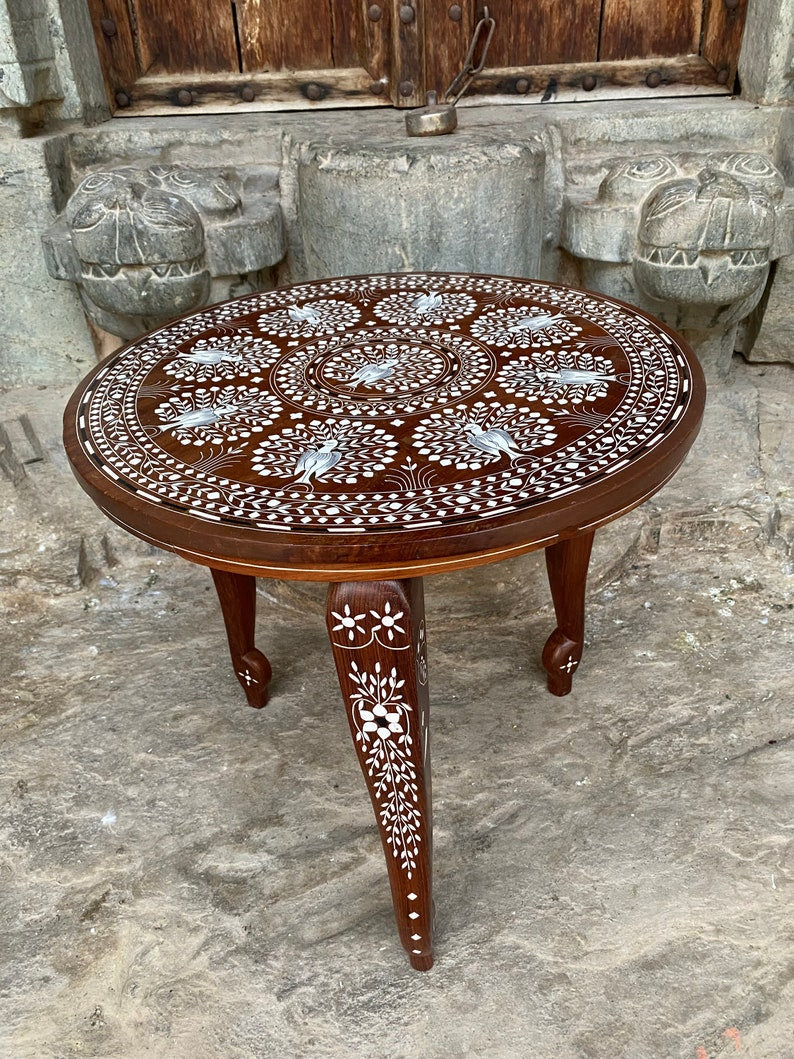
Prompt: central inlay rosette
<box><xmin>311</xmin><ymin>335</ymin><xmax>457</xmax><ymax>398</ymax></box>
<box><xmin>270</xmin><ymin>325</ymin><xmax>495</xmax><ymax>417</ymax></box>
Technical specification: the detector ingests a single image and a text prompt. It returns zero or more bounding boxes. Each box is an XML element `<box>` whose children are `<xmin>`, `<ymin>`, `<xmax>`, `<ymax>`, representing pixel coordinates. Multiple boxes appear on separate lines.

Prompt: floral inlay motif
<box><xmin>417</xmin><ymin>620</ymin><xmax>428</xmax><ymax>687</ymax></box>
<box><xmin>320</xmin><ymin>340</ymin><xmax>446</xmax><ymax>395</ymax></box>
<box><xmin>163</xmin><ymin>333</ymin><xmax>280</xmax><ymax>382</ymax></box>
<box><xmin>470</xmin><ymin>306</ymin><xmax>583</xmax><ymax>348</ymax></box>
<box><xmin>497</xmin><ymin>350</ymin><xmax>628</xmax><ymax>405</ymax></box>
<box><xmin>412</xmin><ymin>400</ymin><xmax>558</xmax><ymax>471</ymax></box>
<box><xmin>256</xmin><ymin>298</ymin><xmax>361</xmax><ymax>338</ymax></box>
<box><xmin>331</xmin><ymin>599</ymin><xmax>411</xmax><ymax>651</ymax></box>
<box><xmin>372</xmin><ymin>290</ymin><xmax>478</xmax><ymax>326</ymax></box>
<box><xmin>250</xmin><ymin>417</ymin><xmax>399</xmax><ymax>485</ymax></box>
<box><xmin>349</xmin><ymin>660</ymin><xmax>421</xmax><ymax>877</ymax></box>
<box><xmin>270</xmin><ymin>326</ymin><xmax>495</xmax><ymax>418</ymax></box>
<box><xmin>369</xmin><ymin>601</ymin><xmax>405</xmax><ymax>643</ymax></box>
<box><xmin>331</xmin><ymin>603</ymin><xmax>367</xmax><ymax>642</ymax></box>
<box><xmin>152</xmin><ymin>386</ymin><xmax>283</xmax><ymax>445</ymax></box>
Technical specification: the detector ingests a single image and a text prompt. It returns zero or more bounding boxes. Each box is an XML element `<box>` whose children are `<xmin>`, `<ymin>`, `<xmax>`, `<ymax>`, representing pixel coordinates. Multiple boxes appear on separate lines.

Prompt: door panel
<box><xmin>423</xmin><ymin>0</ymin><xmax>474</xmax><ymax>98</ymax></box>
<box><xmin>600</xmin><ymin>0</ymin><xmax>703</xmax><ymax>62</ymax></box>
<box><xmin>237</xmin><ymin>0</ymin><xmax>334</xmax><ymax>71</ymax></box>
<box><xmin>134</xmin><ymin>0</ymin><xmax>240</xmax><ymax>74</ymax></box>
<box><xmin>86</xmin><ymin>0</ymin><xmax>743</xmax><ymax>116</ymax></box>
<box><xmin>486</xmin><ymin>0</ymin><xmax>601</xmax><ymax>67</ymax></box>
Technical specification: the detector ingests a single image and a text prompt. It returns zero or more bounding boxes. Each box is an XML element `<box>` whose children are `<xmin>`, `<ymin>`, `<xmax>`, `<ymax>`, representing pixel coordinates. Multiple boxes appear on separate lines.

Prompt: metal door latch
<box><xmin>405</xmin><ymin>7</ymin><xmax>495</xmax><ymax>136</ymax></box>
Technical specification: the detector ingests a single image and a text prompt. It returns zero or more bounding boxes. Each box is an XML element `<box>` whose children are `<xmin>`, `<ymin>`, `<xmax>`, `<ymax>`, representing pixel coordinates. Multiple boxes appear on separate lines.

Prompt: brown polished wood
<box><xmin>63</xmin><ymin>273</ymin><xmax>705</xmax><ymax>578</ymax></box>
<box><xmin>542</xmin><ymin>530</ymin><xmax>595</xmax><ymax>696</ymax></box>
<box><xmin>327</xmin><ymin>578</ymin><xmax>433</xmax><ymax>970</ymax></box>
<box><xmin>63</xmin><ymin>272</ymin><xmax>705</xmax><ymax>970</ymax></box>
<box><xmin>211</xmin><ymin>568</ymin><xmax>272</xmax><ymax>709</ymax></box>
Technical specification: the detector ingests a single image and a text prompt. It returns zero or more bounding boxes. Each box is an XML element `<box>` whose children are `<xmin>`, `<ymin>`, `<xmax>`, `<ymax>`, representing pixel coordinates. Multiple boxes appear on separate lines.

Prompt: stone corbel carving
<box><xmin>42</xmin><ymin>163</ymin><xmax>285</xmax><ymax>345</ymax></box>
<box><xmin>563</xmin><ymin>153</ymin><xmax>794</xmax><ymax>376</ymax></box>
<box><xmin>0</xmin><ymin>0</ymin><xmax>62</xmax><ymax>110</ymax></box>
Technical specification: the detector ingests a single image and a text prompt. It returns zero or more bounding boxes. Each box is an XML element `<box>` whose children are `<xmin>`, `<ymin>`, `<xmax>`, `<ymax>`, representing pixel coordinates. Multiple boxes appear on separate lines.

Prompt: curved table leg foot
<box><xmin>542</xmin><ymin>531</ymin><xmax>595</xmax><ymax>697</ymax></box>
<box><xmin>327</xmin><ymin>578</ymin><xmax>434</xmax><ymax>971</ymax></box>
<box><xmin>211</xmin><ymin>568</ymin><xmax>272</xmax><ymax>709</ymax></box>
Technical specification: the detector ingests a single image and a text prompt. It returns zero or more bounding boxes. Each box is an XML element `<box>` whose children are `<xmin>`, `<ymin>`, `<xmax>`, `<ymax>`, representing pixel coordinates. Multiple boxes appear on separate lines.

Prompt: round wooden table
<box><xmin>64</xmin><ymin>272</ymin><xmax>705</xmax><ymax>970</ymax></box>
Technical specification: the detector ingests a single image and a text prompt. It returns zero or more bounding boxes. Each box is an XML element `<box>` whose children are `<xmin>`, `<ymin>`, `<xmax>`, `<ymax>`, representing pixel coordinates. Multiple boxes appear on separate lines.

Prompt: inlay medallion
<box><xmin>69</xmin><ymin>273</ymin><xmax>699</xmax><ymax>542</ymax></box>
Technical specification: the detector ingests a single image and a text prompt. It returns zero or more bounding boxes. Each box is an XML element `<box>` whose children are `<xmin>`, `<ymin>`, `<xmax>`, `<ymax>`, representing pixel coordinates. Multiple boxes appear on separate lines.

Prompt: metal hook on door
<box><xmin>405</xmin><ymin>7</ymin><xmax>496</xmax><ymax>136</ymax></box>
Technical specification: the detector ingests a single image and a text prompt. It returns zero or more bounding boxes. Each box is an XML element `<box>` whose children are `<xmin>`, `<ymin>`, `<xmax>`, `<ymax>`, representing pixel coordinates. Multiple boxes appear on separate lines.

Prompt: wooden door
<box><xmin>87</xmin><ymin>0</ymin><xmax>747</xmax><ymax>116</ymax></box>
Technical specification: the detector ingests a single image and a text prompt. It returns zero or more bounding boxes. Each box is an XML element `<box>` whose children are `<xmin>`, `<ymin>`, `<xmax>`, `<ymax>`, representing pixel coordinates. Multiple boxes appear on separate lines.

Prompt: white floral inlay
<box><xmin>412</xmin><ymin>400</ymin><xmax>557</xmax><ymax>471</ymax></box>
<box><xmin>331</xmin><ymin>603</ymin><xmax>367</xmax><ymax>642</ymax></box>
<box><xmin>153</xmin><ymin>386</ymin><xmax>282</xmax><ymax>445</ymax></box>
<box><xmin>369</xmin><ymin>601</ymin><xmax>405</xmax><ymax>643</ymax></box>
<box><xmin>163</xmin><ymin>334</ymin><xmax>280</xmax><ymax>382</ymax></box>
<box><xmin>75</xmin><ymin>273</ymin><xmax>693</xmax><ymax>534</ymax></box>
<box><xmin>373</xmin><ymin>290</ymin><xmax>477</xmax><ymax>325</ymax></box>
<box><xmin>257</xmin><ymin>298</ymin><xmax>361</xmax><ymax>338</ymax></box>
<box><xmin>471</xmin><ymin>306</ymin><xmax>583</xmax><ymax>348</ymax></box>
<box><xmin>321</xmin><ymin>341</ymin><xmax>445</xmax><ymax>395</ymax></box>
<box><xmin>498</xmin><ymin>350</ymin><xmax>627</xmax><ymax>404</ymax></box>
<box><xmin>250</xmin><ymin>417</ymin><xmax>399</xmax><ymax>485</ymax></box>
<box><xmin>349</xmin><ymin>660</ymin><xmax>421</xmax><ymax>877</ymax></box>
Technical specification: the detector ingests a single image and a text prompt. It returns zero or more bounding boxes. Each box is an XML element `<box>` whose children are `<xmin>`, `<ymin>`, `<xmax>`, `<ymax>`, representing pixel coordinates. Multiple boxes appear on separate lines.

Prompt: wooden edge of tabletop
<box><xmin>64</xmin><ymin>407</ymin><xmax>703</xmax><ymax>581</ymax></box>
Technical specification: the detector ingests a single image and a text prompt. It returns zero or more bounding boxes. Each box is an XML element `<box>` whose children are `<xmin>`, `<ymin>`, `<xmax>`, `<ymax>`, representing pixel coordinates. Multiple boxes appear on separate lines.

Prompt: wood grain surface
<box><xmin>702</xmin><ymin>0</ymin><xmax>748</xmax><ymax>85</ymax></box>
<box><xmin>133</xmin><ymin>0</ymin><xmax>240</xmax><ymax>74</ymax></box>
<box><xmin>236</xmin><ymin>0</ymin><xmax>333</xmax><ymax>72</ymax></box>
<box><xmin>484</xmin><ymin>0</ymin><xmax>601</xmax><ymax>68</ymax></box>
<box><xmin>599</xmin><ymin>0</ymin><xmax>702</xmax><ymax>61</ymax></box>
<box><xmin>85</xmin><ymin>0</ymin><xmax>140</xmax><ymax>105</ymax></box>
<box><xmin>327</xmin><ymin>578</ymin><xmax>434</xmax><ymax>969</ymax></box>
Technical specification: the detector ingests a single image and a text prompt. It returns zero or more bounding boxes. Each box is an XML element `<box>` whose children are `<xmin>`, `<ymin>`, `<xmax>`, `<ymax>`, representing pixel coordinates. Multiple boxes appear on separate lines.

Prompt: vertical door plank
<box><xmin>362</xmin><ymin>0</ymin><xmax>392</xmax><ymax>90</ymax></box>
<box><xmin>134</xmin><ymin>0</ymin><xmax>240</xmax><ymax>74</ymax></box>
<box><xmin>600</xmin><ymin>0</ymin><xmax>703</xmax><ymax>61</ymax></box>
<box><xmin>423</xmin><ymin>0</ymin><xmax>474</xmax><ymax>98</ymax></box>
<box><xmin>85</xmin><ymin>0</ymin><xmax>140</xmax><ymax>102</ymax></box>
<box><xmin>331</xmin><ymin>0</ymin><xmax>366</xmax><ymax>69</ymax></box>
<box><xmin>390</xmin><ymin>0</ymin><xmax>425</xmax><ymax>106</ymax></box>
<box><xmin>702</xmin><ymin>0</ymin><xmax>748</xmax><ymax>83</ymax></box>
<box><xmin>483</xmin><ymin>0</ymin><xmax>510</xmax><ymax>68</ymax></box>
<box><xmin>475</xmin><ymin>1</ymin><xmax>600</xmax><ymax>69</ymax></box>
<box><xmin>237</xmin><ymin>0</ymin><xmax>333</xmax><ymax>72</ymax></box>
<box><xmin>511</xmin><ymin>0</ymin><xmax>601</xmax><ymax>66</ymax></box>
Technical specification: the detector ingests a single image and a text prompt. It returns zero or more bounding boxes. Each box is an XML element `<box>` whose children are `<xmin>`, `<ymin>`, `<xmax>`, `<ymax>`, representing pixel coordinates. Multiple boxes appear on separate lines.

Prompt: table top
<box><xmin>64</xmin><ymin>273</ymin><xmax>705</xmax><ymax>580</ymax></box>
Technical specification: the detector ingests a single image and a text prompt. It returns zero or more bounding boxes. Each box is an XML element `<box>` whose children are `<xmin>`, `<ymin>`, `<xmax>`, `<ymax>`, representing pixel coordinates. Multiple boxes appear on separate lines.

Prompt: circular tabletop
<box><xmin>64</xmin><ymin>273</ymin><xmax>705</xmax><ymax>580</ymax></box>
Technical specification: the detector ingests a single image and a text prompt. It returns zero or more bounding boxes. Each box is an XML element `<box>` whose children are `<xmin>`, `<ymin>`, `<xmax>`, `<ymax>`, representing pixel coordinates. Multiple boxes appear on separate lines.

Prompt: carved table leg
<box><xmin>211</xmin><ymin>568</ymin><xmax>272</xmax><ymax>709</ymax></box>
<box><xmin>327</xmin><ymin>578</ymin><xmax>433</xmax><ymax>971</ymax></box>
<box><xmin>542</xmin><ymin>531</ymin><xmax>595</xmax><ymax>696</ymax></box>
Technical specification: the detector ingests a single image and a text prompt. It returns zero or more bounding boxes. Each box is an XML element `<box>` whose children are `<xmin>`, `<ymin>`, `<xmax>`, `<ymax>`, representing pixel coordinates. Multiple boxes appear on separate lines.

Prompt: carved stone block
<box><xmin>562</xmin><ymin>152</ymin><xmax>794</xmax><ymax>376</ymax></box>
<box><xmin>282</xmin><ymin>134</ymin><xmax>546</xmax><ymax>282</ymax></box>
<box><xmin>739</xmin><ymin>255</ymin><xmax>794</xmax><ymax>363</ymax></box>
<box><xmin>42</xmin><ymin>164</ymin><xmax>285</xmax><ymax>341</ymax></box>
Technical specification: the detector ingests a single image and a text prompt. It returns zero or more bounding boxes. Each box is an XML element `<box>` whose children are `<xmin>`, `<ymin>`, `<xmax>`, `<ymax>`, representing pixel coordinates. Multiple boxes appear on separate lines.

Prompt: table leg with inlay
<box><xmin>211</xmin><ymin>568</ymin><xmax>272</xmax><ymax>709</ymax></box>
<box><xmin>542</xmin><ymin>530</ymin><xmax>596</xmax><ymax>697</ymax></box>
<box><xmin>326</xmin><ymin>578</ymin><xmax>434</xmax><ymax>971</ymax></box>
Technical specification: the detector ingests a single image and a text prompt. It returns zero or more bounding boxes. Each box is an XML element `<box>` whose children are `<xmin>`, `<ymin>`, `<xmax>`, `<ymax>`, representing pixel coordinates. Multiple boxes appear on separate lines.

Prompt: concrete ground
<box><xmin>0</xmin><ymin>357</ymin><xmax>792</xmax><ymax>1059</ymax></box>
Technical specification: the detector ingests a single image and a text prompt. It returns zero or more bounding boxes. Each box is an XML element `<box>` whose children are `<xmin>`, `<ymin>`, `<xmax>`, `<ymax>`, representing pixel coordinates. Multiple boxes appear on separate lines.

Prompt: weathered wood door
<box><xmin>88</xmin><ymin>0</ymin><xmax>747</xmax><ymax>116</ymax></box>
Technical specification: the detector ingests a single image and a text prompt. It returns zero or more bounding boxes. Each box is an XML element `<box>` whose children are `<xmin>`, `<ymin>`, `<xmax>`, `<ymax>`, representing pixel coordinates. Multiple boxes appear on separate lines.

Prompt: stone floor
<box><xmin>0</xmin><ymin>357</ymin><xmax>792</xmax><ymax>1059</ymax></box>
